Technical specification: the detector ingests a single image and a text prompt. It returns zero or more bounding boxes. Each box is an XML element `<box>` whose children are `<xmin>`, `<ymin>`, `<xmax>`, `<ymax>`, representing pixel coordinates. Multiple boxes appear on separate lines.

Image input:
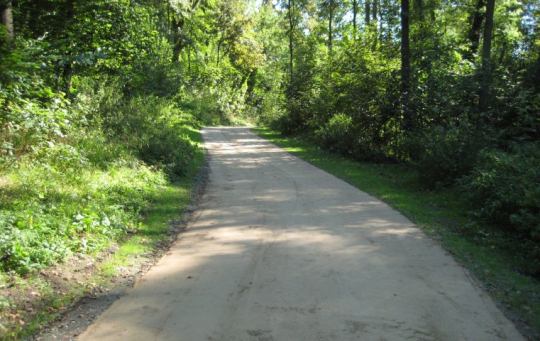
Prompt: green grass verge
<box><xmin>101</xmin><ymin>126</ymin><xmax>205</xmax><ymax>274</ymax></box>
<box><xmin>0</xmin><ymin>128</ymin><xmax>206</xmax><ymax>340</ymax></box>
<box><xmin>253</xmin><ymin>127</ymin><xmax>540</xmax><ymax>338</ymax></box>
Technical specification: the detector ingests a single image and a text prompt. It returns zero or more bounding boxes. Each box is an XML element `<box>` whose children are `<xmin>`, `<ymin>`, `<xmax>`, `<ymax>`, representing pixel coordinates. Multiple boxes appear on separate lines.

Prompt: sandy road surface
<box><xmin>78</xmin><ymin>127</ymin><xmax>524</xmax><ymax>341</ymax></box>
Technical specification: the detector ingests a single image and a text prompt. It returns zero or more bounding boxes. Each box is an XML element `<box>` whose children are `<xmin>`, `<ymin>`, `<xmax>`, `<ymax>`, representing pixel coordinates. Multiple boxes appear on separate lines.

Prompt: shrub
<box><xmin>317</xmin><ymin>114</ymin><xmax>355</xmax><ymax>154</ymax></box>
<box><xmin>138</xmin><ymin>123</ymin><xmax>196</xmax><ymax>180</ymax></box>
<box><xmin>405</xmin><ymin>123</ymin><xmax>487</xmax><ymax>189</ymax></box>
<box><xmin>0</xmin><ymin>161</ymin><xmax>166</xmax><ymax>274</ymax></box>
<box><xmin>458</xmin><ymin>143</ymin><xmax>540</xmax><ymax>241</ymax></box>
<box><xmin>77</xmin><ymin>85</ymin><xmax>199</xmax><ymax>178</ymax></box>
<box><xmin>315</xmin><ymin>113</ymin><xmax>388</xmax><ymax>162</ymax></box>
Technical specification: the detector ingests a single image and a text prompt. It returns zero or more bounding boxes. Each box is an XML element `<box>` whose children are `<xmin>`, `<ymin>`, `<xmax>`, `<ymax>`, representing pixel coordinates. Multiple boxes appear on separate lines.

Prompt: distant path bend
<box><xmin>79</xmin><ymin>126</ymin><xmax>524</xmax><ymax>341</ymax></box>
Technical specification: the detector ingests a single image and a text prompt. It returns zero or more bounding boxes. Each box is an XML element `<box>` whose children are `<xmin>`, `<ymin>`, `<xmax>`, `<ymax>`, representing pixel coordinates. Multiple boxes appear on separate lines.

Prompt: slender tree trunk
<box><xmin>478</xmin><ymin>0</ymin><xmax>495</xmax><ymax>112</ymax></box>
<box><xmin>353</xmin><ymin>0</ymin><xmax>357</xmax><ymax>38</ymax></box>
<box><xmin>498</xmin><ymin>41</ymin><xmax>506</xmax><ymax>65</ymax></box>
<box><xmin>288</xmin><ymin>0</ymin><xmax>294</xmax><ymax>82</ymax></box>
<box><xmin>366</xmin><ymin>0</ymin><xmax>371</xmax><ymax>25</ymax></box>
<box><xmin>170</xmin><ymin>0</ymin><xmax>201</xmax><ymax>63</ymax></box>
<box><xmin>372</xmin><ymin>0</ymin><xmax>378</xmax><ymax>48</ymax></box>
<box><xmin>467</xmin><ymin>0</ymin><xmax>485</xmax><ymax>60</ymax></box>
<box><xmin>62</xmin><ymin>62</ymin><xmax>73</xmax><ymax>95</ymax></box>
<box><xmin>401</xmin><ymin>0</ymin><xmax>411</xmax><ymax>129</ymax></box>
<box><xmin>61</xmin><ymin>0</ymin><xmax>75</xmax><ymax>96</ymax></box>
<box><xmin>172</xmin><ymin>17</ymin><xmax>186</xmax><ymax>63</ymax></box>
<box><xmin>328</xmin><ymin>1</ymin><xmax>333</xmax><ymax>53</ymax></box>
<box><xmin>0</xmin><ymin>1</ymin><xmax>13</xmax><ymax>38</ymax></box>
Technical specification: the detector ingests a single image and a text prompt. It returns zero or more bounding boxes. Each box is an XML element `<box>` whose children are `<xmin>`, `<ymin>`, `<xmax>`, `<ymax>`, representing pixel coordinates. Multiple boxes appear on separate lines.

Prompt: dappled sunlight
<box><xmin>79</xmin><ymin>127</ymin><xmax>523</xmax><ymax>341</ymax></box>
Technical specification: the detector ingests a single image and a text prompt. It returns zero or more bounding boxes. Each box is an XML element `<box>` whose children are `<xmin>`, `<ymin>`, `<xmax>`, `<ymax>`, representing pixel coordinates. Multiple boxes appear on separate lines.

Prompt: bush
<box><xmin>75</xmin><ymin>83</ymin><xmax>199</xmax><ymax>178</ymax></box>
<box><xmin>270</xmin><ymin>103</ymin><xmax>308</xmax><ymax>135</ymax></box>
<box><xmin>314</xmin><ymin>113</ymin><xmax>388</xmax><ymax>162</ymax></box>
<box><xmin>317</xmin><ymin>114</ymin><xmax>354</xmax><ymax>153</ymax></box>
<box><xmin>458</xmin><ymin>143</ymin><xmax>540</xmax><ymax>241</ymax></box>
<box><xmin>138</xmin><ymin>123</ymin><xmax>196</xmax><ymax>179</ymax></box>
<box><xmin>405</xmin><ymin>123</ymin><xmax>487</xmax><ymax>189</ymax></box>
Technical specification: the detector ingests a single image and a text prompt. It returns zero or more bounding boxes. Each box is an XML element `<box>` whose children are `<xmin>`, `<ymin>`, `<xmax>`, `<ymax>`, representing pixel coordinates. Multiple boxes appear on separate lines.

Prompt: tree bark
<box><xmin>170</xmin><ymin>0</ymin><xmax>201</xmax><ymax>63</ymax></box>
<box><xmin>478</xmin><ymin>0</ymin><xmax>495</xmax><ymax>112</ymax></box>
<box><xmin>328</xmin><ymin>0</ymin><xmax>333</xmax><ymax>53</ymax></box>
<box><xmin>172</xmin><ymin>16</ymin><xmax>186</xmax><ymax>63</ymax></box>
<box><xmin>353</xmin><ymin>0</ymin><xmax>357</xmax><ymax>38</ymax></box>
<box><xmin>61</xmin><ymin>0</ymin><xmax>75</xmax><ymax>96</ymax></box>
<box><xmin>0</xmin><ymin>1</ymin><xmax>13</xmax><ymax>38</ymax></box>
<box><xmin>467</xmin><ymin>0</ymin><xmax>485</xmax><ymax>60</ymax></box>
<box><xmin>401</xmin><ymin>0</ymin><xmax>410</xmax><ymax>94</ymax></box>
<box><xmin>372</xmin><ymin>0</ymin><xmax>378</xmax><ymax>48</ymax></box>
<box><xmin>288</xmin><ymin>0</ymin><xmax>294</xmax><ymax>82</ymax></box>
<box><xmin>366</xmin><ymin>0</ymin><xmax>371</xmax><ymax>25</ymax></box>
<box><xmin>401</xmin><ymin>0</ymin><xmax>411</xmax><ymax>129</ymax></box>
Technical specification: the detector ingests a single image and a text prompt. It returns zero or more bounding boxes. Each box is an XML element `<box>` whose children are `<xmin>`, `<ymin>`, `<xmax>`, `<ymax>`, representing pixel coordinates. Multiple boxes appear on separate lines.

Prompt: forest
<box><xmin>0</xmin><ymin>0</ymin><xmax>539</xmax><ymax>337</ymax></box>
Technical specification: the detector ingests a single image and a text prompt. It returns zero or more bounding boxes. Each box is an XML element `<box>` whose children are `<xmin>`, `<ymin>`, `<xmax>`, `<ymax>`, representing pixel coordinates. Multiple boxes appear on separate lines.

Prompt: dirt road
<box><xmin>78</xmin><ymin>127</ymin><xmax>524</xmax><ymax>341</ymax></box>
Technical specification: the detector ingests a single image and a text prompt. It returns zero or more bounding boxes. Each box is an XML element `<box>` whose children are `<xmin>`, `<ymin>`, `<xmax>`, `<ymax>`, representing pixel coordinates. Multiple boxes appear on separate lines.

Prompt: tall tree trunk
<box><xmin>170</xmin><ymin>0</ymin><xmax>201</xmax><ymax>63</ymax></box>
<box><xmin>328</xmin><ymin>1</ymin><xmax>333</xmax><ymax>53</ymax></box>
<box><xmin>0</xmin><ymin>1</ymin><xmax>13</xmax><ymax>38</ymax></box>
<box><xmin>467</xmin><ymin>0</ymin><xmax>485</xmax><ymax>60</ymax></box>
<box><xmin>353</xmin><ymin>0</ymin><xmax>357</xmax><ymax>38</ymax></box>
<box><xmin>401</xmin><ymin>0</ymin><xmax>411</xmax><ymax>128</ymax></box>
<box><xmin>288</xmin><ymin>0</ymin><xmax>295</xmax><ymax>82</ymax></box>
<box><xmin>372</xmin><ymin>0</ymin><xmax>378</xmax><ymax>48</ymax></box>
<box><xmin>61</xmin><ymin>0</ymin><xmax>75</xmax><ymax>96</ymax></box>
<box><xmin>366</xmin><ymin>0</ymin><xmax>371</xmax><ymax>25</ymax></box>
<box><xmin>172</xmin><ymin>17</ymin><xmax>186</xmax><ymax>63</ymax></box>
<box><xmin>478</xmin><ymin>0</ymin><xmax>495</xmax><ymax>112</ymax></box>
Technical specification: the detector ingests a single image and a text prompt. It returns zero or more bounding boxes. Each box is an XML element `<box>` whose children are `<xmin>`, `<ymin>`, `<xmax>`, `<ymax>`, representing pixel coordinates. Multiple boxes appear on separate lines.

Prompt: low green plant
<box><xmin>405</xmin><ymin>123</ymin><xmax>487</xmax><ymax>188</ymax></box>
<box><xmin>316</xmin><ymin>113</ymin><xmax>354</xmax><ymax>154</ymax></box>
<box><xmin>459</xmin><ymin>143</ymin><xmax>540</xmax><ymax>270</ymax></box>
<box><xmin>315</xmin><ymin>113</ymin><xmax>387</xmax><ymax>162</ymax></box>
<box><xmin>0</xmin><ymin>160</ymin><xmax>166</xmax><ymax>274</ymax></box>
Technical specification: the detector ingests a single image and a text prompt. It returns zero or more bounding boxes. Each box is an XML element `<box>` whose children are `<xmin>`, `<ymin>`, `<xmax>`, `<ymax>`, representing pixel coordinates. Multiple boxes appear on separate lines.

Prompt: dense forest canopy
<box><xmin>0</xmin><ymin>0</ymin><xmax>539</xmax><ymax>275</ymax></box>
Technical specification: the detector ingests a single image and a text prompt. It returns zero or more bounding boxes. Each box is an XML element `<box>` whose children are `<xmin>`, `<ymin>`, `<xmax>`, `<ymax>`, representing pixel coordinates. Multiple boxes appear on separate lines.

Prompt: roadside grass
<box><xmin>0</xmin><ymin>128</ymin><xmax>205</xmax><ymax>340</ymax></box>
<box><xmin>253</xmin><ymin>127</ymin><xmax>540</xmax><ymax>339</ymax></box>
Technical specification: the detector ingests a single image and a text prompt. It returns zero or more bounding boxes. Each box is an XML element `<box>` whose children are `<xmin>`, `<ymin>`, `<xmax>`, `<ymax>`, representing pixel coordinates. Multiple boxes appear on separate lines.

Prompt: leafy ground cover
<box><xmin>0</xmin><ymin>128</ymin><xmax>206</xmax><ymax>340</ymax></box>
<box><xmin>253</xmin><ymin>127</ymin><xmax>540</xmax><ymax>340</ymax></box>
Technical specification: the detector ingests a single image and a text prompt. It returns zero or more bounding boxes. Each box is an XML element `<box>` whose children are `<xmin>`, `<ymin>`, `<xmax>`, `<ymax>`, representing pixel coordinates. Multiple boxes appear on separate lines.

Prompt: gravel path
<box><xmin>78</xmin><ymin>127</ymin><xmax>524</xmax><ymax>341</ymax></box>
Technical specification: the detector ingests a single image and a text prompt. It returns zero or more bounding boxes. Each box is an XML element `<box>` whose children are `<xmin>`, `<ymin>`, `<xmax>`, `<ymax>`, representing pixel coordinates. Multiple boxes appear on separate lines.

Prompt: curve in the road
<box><xmin>78</xmin><ymin>127</ymin><xmax>524</xmax><ymax>341</ymax></box>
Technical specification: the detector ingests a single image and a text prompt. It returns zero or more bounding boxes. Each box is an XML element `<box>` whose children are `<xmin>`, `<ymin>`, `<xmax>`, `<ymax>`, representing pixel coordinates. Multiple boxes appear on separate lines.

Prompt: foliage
<box><xmin>316</xmin><ymin>113</ymin><xmax>353</xmax><ymax>153</ymax></box>
<box><xmin>459</xmin><ymin>143</ymin><xmax>540</xmax><ymax>243</ymax></box>
<box><xmin>0</xmin><ymin>160</ymin><xmax>166</xmax><ymax>274</ymax></box>
<box><xmin>406</xmin><ymin>123</ymin><xmax>489</xmax><ymax>188</ymax></box>
<box><xmin>0</xmin><ymin>0</ymin><xmax>203</xmax><ymax>277</ymax></box>
<box><xmin>315</xmin><ymin>113</ymin><xmax>386</xmax><ymax>161</ymax></box>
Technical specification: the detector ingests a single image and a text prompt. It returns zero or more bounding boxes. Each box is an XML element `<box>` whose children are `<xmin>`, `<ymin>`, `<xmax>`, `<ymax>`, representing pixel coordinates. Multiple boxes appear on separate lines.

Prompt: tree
<box><xmin>478</xmin><ymin>0</ymin><xmax>495</xmax><ymax>112</ymax></box>
<box><xmin>467</xmin><ymin>0</ymin><xmax>486</xmax><ymax>60</ymax></box>
<box><xmin>170</xmin><ymin>0</ymin><xmax>202</xmax><ymax>63</ymax></box>
<box><xmin>0</xmin><ymin>0</ymin><xmax>13</xmax><ymax>38</ymax></box>
<box><xmin>352</xmin><ymin>0</ymin><xmax>358</xmax><ymax>38</ymax></box>
<box><xmin>401</xmin><ymin>0</ymin><xmax>410</xmax><ymax>98</ymax></box>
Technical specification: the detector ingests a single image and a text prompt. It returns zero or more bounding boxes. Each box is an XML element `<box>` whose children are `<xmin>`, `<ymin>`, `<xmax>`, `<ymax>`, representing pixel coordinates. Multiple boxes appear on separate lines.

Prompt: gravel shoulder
<box><xmin>76</xmin><ymin>127</ymin><xmax>524</xmax><ymax>341</ymax></box>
